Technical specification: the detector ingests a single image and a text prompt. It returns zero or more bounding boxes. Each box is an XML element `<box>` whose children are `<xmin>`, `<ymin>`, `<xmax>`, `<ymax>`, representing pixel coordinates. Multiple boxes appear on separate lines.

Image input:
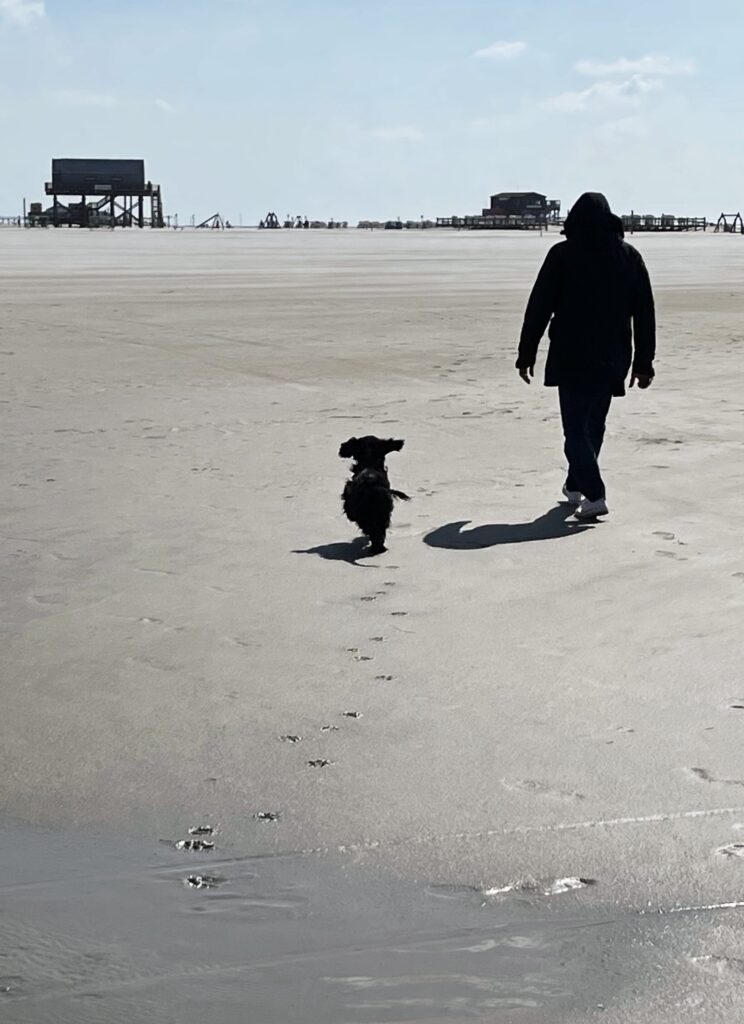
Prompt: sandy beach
<box><xmin>2</xmin><ymin>226</ymin><xmax>744</xmax><ymax>1022</ymax></box>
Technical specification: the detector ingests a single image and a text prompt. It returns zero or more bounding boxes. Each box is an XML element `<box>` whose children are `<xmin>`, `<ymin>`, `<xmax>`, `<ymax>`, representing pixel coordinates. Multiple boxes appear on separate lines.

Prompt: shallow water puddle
<box><xmin>0</xmin><ymin>822</ymin><xmax>730</xmax><ymax>1023</ymax></box>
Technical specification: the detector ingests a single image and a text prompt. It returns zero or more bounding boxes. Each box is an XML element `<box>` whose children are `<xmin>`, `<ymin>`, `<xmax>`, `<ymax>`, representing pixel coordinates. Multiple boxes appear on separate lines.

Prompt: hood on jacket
<box><xmin>562</xmin><ymin>192</ymin><xmax>624</xmax><ymax>240</ymax></box>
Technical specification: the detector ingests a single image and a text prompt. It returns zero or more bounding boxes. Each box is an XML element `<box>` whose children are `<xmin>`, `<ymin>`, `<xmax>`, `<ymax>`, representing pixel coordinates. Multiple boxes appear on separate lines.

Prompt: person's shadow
<box><xmin>293</xmin><ymin>536</ymin><xmax>373</xmax><ymax>565</ymax></box>
<box><xmin>423</xmin><ymin>504</ymin><xmax>593</xmax><ymax>550</ymax></box>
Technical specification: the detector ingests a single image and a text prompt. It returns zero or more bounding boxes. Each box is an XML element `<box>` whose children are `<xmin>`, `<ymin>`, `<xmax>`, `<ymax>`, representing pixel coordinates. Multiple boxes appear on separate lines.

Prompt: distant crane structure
<box><xmin>259</xmin><ymin>212</ymin><xmax>281</xmax><ymax>229</ymax></box>
<box><xmin>714</xmin><ymin>212</ymin><xmax>744</xmax><ymax>234</ymax></box>
<box><xmin>196</xmin><ymin>213</ymin><xmax>230</xmax><ymax>229</ymax></box>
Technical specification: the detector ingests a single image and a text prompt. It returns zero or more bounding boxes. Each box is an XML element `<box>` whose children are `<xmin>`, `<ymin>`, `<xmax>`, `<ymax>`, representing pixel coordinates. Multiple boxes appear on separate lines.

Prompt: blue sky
<box><xmin>1</xmin><ymin>0</ymin><xmax>741</xmax><ymax>221</ymax></box>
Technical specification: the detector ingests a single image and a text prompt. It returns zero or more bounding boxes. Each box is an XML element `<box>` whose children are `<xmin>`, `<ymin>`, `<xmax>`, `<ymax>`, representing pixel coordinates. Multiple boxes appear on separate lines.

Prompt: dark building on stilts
<box><xmin>437</xmin><ymin>190</ymin><xmax>561</xmax><ymax>229</ymax></box>
<box><xmin>28</xmin><ymin>159</ymin><xmax>164</xmax><ymax>228</ymax></box>
<box><xmin>482</xmin><ymin>192</ymin><xmax>561</xmax><ymax>222</ymax></box>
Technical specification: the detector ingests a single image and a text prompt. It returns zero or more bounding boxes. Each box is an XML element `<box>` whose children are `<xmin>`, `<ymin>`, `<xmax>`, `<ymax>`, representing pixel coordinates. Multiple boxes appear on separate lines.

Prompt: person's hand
<box><xmin>630</xmin><ymin>373</ymin><xmax>653</xmax><ymax>390</ymax></box>
<box><xmin>518</xmin><ymin>365</ymin><xmax>534</xmax><ymax>384</ymax></box>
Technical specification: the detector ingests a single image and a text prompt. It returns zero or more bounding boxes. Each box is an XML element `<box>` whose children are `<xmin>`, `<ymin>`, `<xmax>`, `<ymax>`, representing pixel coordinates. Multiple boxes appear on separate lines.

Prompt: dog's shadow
<box><xmin>293</xmin><ymin>536</ymin><xmax>374</xmax><ymax>565</ymax></box>
<box><xmin>424</xmin><ymin>504</ymin><xmax>593</xmax><ymax>549</ymax></box>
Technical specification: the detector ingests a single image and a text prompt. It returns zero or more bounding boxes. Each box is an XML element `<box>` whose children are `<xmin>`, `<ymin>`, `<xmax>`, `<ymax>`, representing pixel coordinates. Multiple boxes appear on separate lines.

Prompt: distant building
<box><xmin>483</xmin><ymin>192</ymin><xmax>561</xmax><ymax>221</ymax></box>
<box><xmin>436</xmin><ymin>190</ymin><xmax>562</xmax><ymax>231</ymax></box>
<box><xmin>28</xmin><ymin>158</ymin><xmax>164</xmax><ymax>228</ymax></box>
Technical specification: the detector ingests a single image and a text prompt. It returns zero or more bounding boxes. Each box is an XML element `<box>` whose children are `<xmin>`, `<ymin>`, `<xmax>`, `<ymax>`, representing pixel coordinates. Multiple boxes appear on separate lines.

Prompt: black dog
<box><xmin>339</xmin><ymin>436</ymin><xmax>409</xmax><ymax>555</ymax></box>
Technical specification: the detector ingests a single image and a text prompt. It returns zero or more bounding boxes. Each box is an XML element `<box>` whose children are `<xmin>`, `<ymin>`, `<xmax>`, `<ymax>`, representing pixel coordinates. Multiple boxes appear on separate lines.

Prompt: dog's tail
<box><xmin>391</xmin><ymin>490</ymin><xmax>411</xmax><ymax>501</ymax></box>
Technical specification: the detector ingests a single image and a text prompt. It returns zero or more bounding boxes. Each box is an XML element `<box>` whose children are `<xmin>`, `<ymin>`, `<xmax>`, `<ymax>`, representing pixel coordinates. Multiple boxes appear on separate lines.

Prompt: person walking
<box><xmin>516</xmin><ymin>192</ymin><xmax>656</xmax><ymax>520</ymax></box>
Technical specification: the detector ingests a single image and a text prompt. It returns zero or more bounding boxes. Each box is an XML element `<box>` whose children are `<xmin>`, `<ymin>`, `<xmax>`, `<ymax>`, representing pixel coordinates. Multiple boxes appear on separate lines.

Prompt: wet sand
<box><xmin>2</xmin><ymin>227</ymin><xmax>744</xmax><ymax>1021</ymax></box>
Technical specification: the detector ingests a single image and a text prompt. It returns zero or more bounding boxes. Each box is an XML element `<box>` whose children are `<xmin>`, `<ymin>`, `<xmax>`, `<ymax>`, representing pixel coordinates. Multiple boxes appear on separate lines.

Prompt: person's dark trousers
<box><xmin>558</xmin><ymin>387</ymin><xmax>613</xmax><ymax>501</ymax></box>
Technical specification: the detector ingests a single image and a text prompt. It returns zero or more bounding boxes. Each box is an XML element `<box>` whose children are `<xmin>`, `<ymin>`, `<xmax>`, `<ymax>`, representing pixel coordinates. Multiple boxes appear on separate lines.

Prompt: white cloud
<box><xmin>51</xmin><ymin>90</ymin><xmax>117</xmax><ymax>108</ymax></box>
<box><xmin>576</xmin><ymin>53</ymin><xmax>696</xmax><ymax>77</ymax></box>
<box><xmin>369</xmin><ymin>125</ymin><xmax>424</xmax><ymax>142</ymax></box>
<box><xmin>155</xmin><ymin>98</ymin><xmax>175</xmax><ymax>113</ymax></box>
<box><xmin>473</xmin><ymin>40</ymin><xmax>526</xmax><ymax>60</ymax></box>
<box><xmin>542</xmin><ymin>74</ymin><xmax>663</xmax><ymax>113</ymax></box>
<box><xmin>0</xmin><ymin>0</ymin><xmax>44</xmax><ymax>24</ymax></box>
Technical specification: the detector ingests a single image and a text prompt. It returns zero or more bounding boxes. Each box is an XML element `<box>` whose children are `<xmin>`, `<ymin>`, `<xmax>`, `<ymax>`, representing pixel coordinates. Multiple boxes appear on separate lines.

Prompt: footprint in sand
<box><xmin>360</xmin><ymin>596</ymin><xmax>377</xmax><ymax>602</ymax></box>
<box><xmin>428</xmin><ymin>877</ymin><xmax>595</xmax><ymax>901</ymax></box>
<box><xmin>391</xmin><ymin>611</ymin><xmax>408</xmax><ymax>617</ymax></box>
<box><xmin>484</xmin><ymin>877</ymin><xmax>596</xmax><ymax>897</ymax></box>
<box><xmin>639</xmin><ymin>436</ymin><xmax>685</xmax><ymax>447</ymax></box>
<box><xmin>690</xmin><ymin>955</ymin><xmax>744</xmax><ymax>978</ymax></box>
<box><xmin>127</xmin><ymin>651</ymin><xmax>180</xmax><ymax>670</ymax></box>
<box><xmin>656</xmin><ymin>550</ymin><xmax>687</xmax><ymax>560</ymax></box>
<box><xmin>715</xmin><ymin>843</ymin><xmax>744</xmax><ymax>859</ymax></box>
<box><xmin>375</xmin><ymin>674</ymin><xmax>394</xmax><ymax>681</ymax></box>
<box><xmin>279</xmin><ymin>734</ymin><xmax>302</xmax><ymax>743</ymax></box>
<box><xmin>308</xmin><ymin>759</ymin><xmax>334</xmax><ymax>768</ymax></box>
<box><xmin>29</xmin><ymin>593</ymin><xmax>67</xmax><ymax>606</ymax></box>
<box><xmin>653</xmin><ymin>531</ymin><xmax>676</xmax><ymax>541</ymax></box>
<box><xmin>501</xmin><ymin>779</ymin><xmax>585</xmax><ymax>802</ymax></box>
<box><xmin>354</xmin><ymin>655</ymin><xmax>373</xmax><ymax>662</ymax></box>
<box><xmin>369</xmin><ymin>636</ymin><xmax>384</xmax><ymax>642</ymax></box>
<box><xmin>184</xmin><ymin>875</ymin><xmax>224</xmax><ymax>889</ymax></box>
<box><xmin>685</xmin><ymin>767</ymin><xmax>744</xmax><ymax>787</ymax></box>
<box><xmin>0</xmin><ymin>976</ymin><xmax>25</xmax><ymax>996</ymax></box>
<box><xmin>175</xmin><ymin>839</ymin><xmax>215</xmax><ymax>852</ymax></box>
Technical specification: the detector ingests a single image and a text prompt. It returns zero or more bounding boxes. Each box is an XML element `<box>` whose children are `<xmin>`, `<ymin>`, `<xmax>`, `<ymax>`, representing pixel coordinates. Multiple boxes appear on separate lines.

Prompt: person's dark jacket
<box><xmin>516</xmin><ymin>192</ymin><xmax>656</xmax><ymax>396</ymax></box>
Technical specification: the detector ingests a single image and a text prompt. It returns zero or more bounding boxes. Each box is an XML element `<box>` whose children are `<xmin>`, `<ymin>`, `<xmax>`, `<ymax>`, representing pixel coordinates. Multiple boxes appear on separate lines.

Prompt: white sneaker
<box><xmin>562</xmin><ymin>486</ymin><xmax>583</xmax><ymax>505</ymax></box>
<box><xmin>574</xmin><ymin>497</ymin><xmax>609</xmax><ymax>520</ymax></box>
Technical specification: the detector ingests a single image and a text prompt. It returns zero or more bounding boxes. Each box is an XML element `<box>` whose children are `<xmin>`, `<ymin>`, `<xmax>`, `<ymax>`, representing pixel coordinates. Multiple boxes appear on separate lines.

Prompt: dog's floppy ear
<box><xmin>339</xmin><ymin>437</ymin><xmax>358</xmax><ymax>459</ymax></box>
<box><xmin>384</xmin><ymin>438</ymin><xmax>405</xmax><ymax>453</ymax></box>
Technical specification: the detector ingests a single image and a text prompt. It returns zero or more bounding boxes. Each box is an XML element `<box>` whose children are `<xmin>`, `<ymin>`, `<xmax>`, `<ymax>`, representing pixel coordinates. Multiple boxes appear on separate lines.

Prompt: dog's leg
<box><xmin>367</xmin><ymin>530</ymin><xmax>387</xmax><ymax>556</ymax></box>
